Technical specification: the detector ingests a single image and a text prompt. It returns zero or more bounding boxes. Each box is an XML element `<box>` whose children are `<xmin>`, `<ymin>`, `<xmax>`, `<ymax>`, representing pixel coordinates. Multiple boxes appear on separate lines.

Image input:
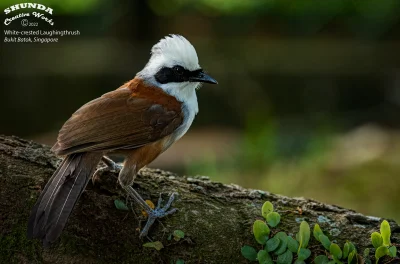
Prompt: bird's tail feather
<box><xmin>27</xmin><ymin>152</ymin><xmax>102</xmax><ymax>246</ymax></box>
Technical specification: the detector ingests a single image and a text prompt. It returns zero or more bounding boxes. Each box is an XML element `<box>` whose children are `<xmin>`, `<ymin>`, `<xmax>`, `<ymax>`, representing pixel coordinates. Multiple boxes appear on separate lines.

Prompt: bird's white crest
<box><xmin>137</xmin><ymin>34</ymin><xmax>200</xmax><ymax>115</ymax></box>
<box><xmin>138</xmin><ymin>35</ymin><xmax>200</xmax><ymax>80</ymax></box>
<box><xmin>151</xmin><ymin>34</ymin><xmax>199</xmax><ymax>71</ymax></box>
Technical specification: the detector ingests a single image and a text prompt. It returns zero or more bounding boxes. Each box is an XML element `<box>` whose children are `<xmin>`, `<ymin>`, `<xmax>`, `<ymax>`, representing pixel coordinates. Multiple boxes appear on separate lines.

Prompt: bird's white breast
<box><xmin>174</xmin><ymin>94</ymin><xmax>197</xmax><ymax>140</ymax></box>
<box><xmin>162</xmin><ymin>83</ymin><xmax>199</xmax><ymax>149</ymax></box>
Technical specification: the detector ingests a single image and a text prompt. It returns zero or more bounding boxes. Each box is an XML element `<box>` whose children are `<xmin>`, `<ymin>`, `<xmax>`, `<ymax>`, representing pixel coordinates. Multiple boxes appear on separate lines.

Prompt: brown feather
<box><xmin>52</xmin><ymin>78</ymin><xmax>183</xmax><ymax>155</ymax></box>
<box><xmin>117</xmin><ymin>139</ymin><xmax>168</xmax><ymax>186</ymax></box>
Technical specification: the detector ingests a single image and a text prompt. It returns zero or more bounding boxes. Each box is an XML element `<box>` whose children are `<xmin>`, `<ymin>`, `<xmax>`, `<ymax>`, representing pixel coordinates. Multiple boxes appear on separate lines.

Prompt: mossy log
<box><xmin>0</xmin><ymin>135</ymin><xmax>399</xmax><ymax>264</ymax></box>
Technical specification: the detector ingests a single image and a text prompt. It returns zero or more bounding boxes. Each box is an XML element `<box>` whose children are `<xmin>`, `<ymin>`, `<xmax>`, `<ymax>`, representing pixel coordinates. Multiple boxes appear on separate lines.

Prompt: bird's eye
<box><xmin>173</xmin><ymin>66</ymin><xmax>184</xmax><ymax>75</ymax></box>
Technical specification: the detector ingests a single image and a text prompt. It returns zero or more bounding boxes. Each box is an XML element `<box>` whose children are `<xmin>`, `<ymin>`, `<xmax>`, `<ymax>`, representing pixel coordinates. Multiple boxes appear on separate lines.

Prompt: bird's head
<box><xmin>138</xmin><ymin>35</ymin><xmax>217</xmax><ymax>100</ymax></box>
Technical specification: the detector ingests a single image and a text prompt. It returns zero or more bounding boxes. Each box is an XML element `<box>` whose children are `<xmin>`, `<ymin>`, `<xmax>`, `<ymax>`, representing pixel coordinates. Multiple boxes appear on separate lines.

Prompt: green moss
<box><xmin>0</xmin><ymin>225</ymin><xmax>42</xmax><ymax>264</ymax></box>
<box><xmin>59</xmin><ymin>234</ymin><xmax>86</xmax><ymax>254</ymax></box>
<box><xmin>0</xmin><ymin>186</ymin><xmax>42</xmax><ymax>263</ymax></box>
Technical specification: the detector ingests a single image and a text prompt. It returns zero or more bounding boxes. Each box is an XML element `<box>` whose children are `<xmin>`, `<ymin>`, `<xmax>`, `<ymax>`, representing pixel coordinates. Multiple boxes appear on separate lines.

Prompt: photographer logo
<box><xmin>4</xmin><ymin>3</ymin><xmax>54</xmax><ymax>26</ymax></box>
<box><xmin>3</xmin><ymin>3</ymin><xmax>80</xmax><ymax>44</ymax></box>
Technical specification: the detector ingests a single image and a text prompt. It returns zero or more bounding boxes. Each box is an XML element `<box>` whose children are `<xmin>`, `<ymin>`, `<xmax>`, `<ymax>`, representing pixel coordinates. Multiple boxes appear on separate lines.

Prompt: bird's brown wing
<box><xmin>52</xmin><ymin>85</ymin><xmax>183</xmax><ymax>155</ymax></box>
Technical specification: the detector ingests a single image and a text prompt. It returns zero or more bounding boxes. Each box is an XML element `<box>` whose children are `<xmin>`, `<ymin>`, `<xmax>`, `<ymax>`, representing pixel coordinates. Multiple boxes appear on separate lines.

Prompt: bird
<box><xmin>27</xmin><ymin>34</ymin><xmax>218</xmax><ymax>246</ymax></box>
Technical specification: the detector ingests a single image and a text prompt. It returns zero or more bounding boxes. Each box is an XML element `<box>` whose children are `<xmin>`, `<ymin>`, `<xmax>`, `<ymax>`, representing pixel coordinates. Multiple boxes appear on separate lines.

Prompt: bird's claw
<box><xmin>101</xmin><ymin>156</ymin><xmax>122</xmax><ymax>172</ymax></box>
<box><xmin>92</xmin><ymin>157</ymin><xmax>122</xmax><ymax>184</ymax></box>
<box><xmin>139</xmin><ymin>192</ymin><xmax>178</xmax><ymax>238</ymax></box>
<box><xmin>110</xmin><ymin>163</ymin><xmax>123</xmax><ymax>172</ymax></box>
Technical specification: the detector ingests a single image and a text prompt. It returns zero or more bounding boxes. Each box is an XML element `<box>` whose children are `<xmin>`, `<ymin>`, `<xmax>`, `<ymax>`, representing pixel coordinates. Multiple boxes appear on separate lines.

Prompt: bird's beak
<box><xmin>189</xmin><ymin>71</ymin><xmax>218</xmax><ymax>84</ymax></box>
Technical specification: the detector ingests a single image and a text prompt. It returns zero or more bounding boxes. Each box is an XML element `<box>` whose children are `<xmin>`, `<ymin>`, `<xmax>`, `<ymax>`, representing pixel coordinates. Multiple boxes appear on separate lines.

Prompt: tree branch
<box><xmin>0</xmin><ymin>135</ymin><xmax>399</xmax><ymax>263</ymax></box>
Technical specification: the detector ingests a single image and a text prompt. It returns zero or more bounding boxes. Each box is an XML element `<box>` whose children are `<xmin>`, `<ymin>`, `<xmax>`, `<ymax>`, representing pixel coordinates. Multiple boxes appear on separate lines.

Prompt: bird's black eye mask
<box><xmin>155</xmin><ymin>65</ymin><xmax>203</xmax><ymax>84</ymax></box>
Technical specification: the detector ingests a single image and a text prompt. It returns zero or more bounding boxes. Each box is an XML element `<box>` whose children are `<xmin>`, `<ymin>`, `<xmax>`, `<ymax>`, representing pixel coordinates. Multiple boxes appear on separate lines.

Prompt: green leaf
<box><xmin>274</xmin><ymin>232</ymin><xmax>288</xmax><ymax>255</ymax></box>
<box><xmin>314</xmin><ymin>255</ymin><xmax>330</xmax><ymax>264</ymax></box>
<box><xmin>364</xmin><ymin>248</ymin><xmax>372</xmax><ymax>264</ymax></box>
<box><xmin>114</xmin><ymin>199</ymin><xmax>129</xmax><ymax>211</ymax></box>
<box><xmin>319</xmin><ymin>234</ymin><xmax>331</xmax><ymax>250</ymax></box>
<box><xmin>314</xmin><ymin>224</ymin><xmax>324</xmax><ymax>242</ymax></box>
<box><xmin>298</xmin><ymin>248</ymin><xmax>311</xmax><ymax>261</ymax></box>
<box><xmin>266</xmin><ymin>236</ymin><xmax>280</xmax><ymax>252</ymax></box>
<box><xmin>343</xmin><ymin>242</ymin><xmax>350</xmax><ymax>259</ymax></box>
<box><xmin>287</xmin><ymin>236</ymin><xmax>299</xmax><ymax>253</ymax></box>
<box><xmin>257</xmin><ymin>250</ymin><xmax>273</xmax><ymax>264</ymax></box>
<box><xmin>344</xmin><ymin>241</ymin><xmax>357</xmax><ymax>261</ymax></box>
<box><xmin>375</xmin><ymin>246</ymin><xmax>389</xmax><ymax>263</ymax></box>
<box><xmin>176</xmin><ymin>260</ymin><xmax>184</xmax><ymax>264</ymax></box>
<box><xmin>294</xmin><ymin>260</ymin><xmax>306</xmax><ymax>264</ymax></box>
<box><xmin>330</xmin><ymin>243</ymin><xmax>343</xmax><ymax>259</ymax></box>
<box><xmin>348</xmin><ymin>250</ymin><xmax>357</xmax><ymax>264</ymax></box>
<box><xmin>266</xmin><ymin>212</ymin><xmax>281</xmax><ymax>227</ymax></box>
<box><xmin>143</xmin><ymin>241</ymin><xmax>164</xmax><ymax>251</ymax></box>
<box><xmin>276</xmin><ymin>250</ymin><xmax>293</xmax><ymax>264</ymax></box>
<box><xmin>241</xmin><ymin>245</ymin><xmax>257</xmax><ymax>261</ymax></box>
<box><xmin>364</xmin><ymin>248</ymin><xmax>370</xmax><ymax>258</ymax></box>
<box><xmin>333</xmin><ymin>256</ymin><xmax>343</xmax><ymax>264</ymax></box>
<box><xmin>298</xmin><ymin>221</ymin><xmax>310</xmax><ymax>249</ymax></box>
<box><xmin>253</xmin><ymin>220</ymin><xmax>270</xmax><ymax>244</ymax></box>
<box><xmin>262</xmin><ymin>201</ymin><xmax>274</xmax><ymax>219</ymax></box>
<box><xmin>328</xmin><ymin>261</ymin><xmax>336</xmax><ymax>264</ymax></box>
<box><xmin>380</xmin><ymin>220</ymin><xmax>391</xmax><ymax>247</ymax></box>
<box><xmin>173</xmin><ymin>230</ymin><xmax>185</xmax><ymax>241</ymax></box>
<box><xmin>347</xmin><ymin>242</ymin><xmax>356</xmax><ymax>254</ymax></box>
<box><xmin>388</xmin><ymin>246</ymin><xmax>397</xmax><ymax>257</ymax></box>
<box><xmin>371</xmin><ymin>232</ymin><xmax>383</xmax><ymax>249</ymax></box>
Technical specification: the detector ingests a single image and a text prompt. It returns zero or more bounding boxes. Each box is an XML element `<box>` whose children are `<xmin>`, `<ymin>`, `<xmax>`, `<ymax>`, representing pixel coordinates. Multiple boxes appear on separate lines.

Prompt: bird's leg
<box><xmin>123</xmin><ymin>185</ymin><xmax>177</xmax><ymax>238</ymax></box>
<box><xmin>92</xmin><ymin>156</ymin><xmax>122</xmax><ymax>184</ymax></box>
<box><xmin>101</xmin><ymin>156</ymin><xmax>123</xmax><ymax>171</ymax></box>
<box><xmin>119</xmin><ymin>152</ymin><xmax>178</xmax><ymax>237</ymax></box>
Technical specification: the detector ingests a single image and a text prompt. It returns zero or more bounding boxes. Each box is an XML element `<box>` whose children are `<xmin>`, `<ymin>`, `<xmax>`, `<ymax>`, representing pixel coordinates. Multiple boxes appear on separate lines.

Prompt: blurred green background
<box><xmin>1</xmin><ymin>0</ymin><xmax>400</xmax><ymax>222</ymax></box>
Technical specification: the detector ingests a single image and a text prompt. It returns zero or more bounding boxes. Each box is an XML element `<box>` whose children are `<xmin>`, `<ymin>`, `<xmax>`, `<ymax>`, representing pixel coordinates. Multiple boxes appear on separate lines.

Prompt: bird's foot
<box><xmin>123</xmin><ymin>186</ymin><xmax>178</xmax><ymax>238</ymax></box>
<box><xmin>92</xmin><ymin>156</ymin><xmax>122</xmax><ymax>184</ymax></box>
<box><xmin>140</xmin><ymin>192</ymin><xmax>178</xmax><ymax>238</ymax></box>
<box><xmin>101</xmin><ymin>156</ymin><xmax>123</xmax><ymax>172</ymax></box>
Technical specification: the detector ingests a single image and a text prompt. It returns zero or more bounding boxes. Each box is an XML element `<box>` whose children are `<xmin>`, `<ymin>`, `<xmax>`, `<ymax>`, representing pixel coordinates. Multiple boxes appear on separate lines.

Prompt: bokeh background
<box><xmin>1</xmin><ymin>0</ymin><xmax>400</xmax><ymax>222</ymax></box>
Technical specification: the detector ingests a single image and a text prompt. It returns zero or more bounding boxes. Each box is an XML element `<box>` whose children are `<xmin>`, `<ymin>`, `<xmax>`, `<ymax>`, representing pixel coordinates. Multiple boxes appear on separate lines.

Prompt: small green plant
<box><xmin>142</xmin><ymin>241</ymin><xmax>164</xmax><ymax>251</ymax></box>
<box><xmin>172</xmin><ymin>230</ymin><xmax>185</xmax><ymax>241</ymax></box>
<box><xmin>114</xmin><ymin>199</ymin><xmax>129</xmax><ymax>211</ymax></box>
<box><xmin>313</xmin><ymin>223</ymin><xmax>358</xmax><ymax>264</ymax></box>
<box><xmin>241</xmin><ymin>201</ymin><xmax>398</xmax><ymax>264</ymax></box>
<box><xmin>371</xmin><ymin>220</ymin><xmax>397</xmax><ymax>264</ymax></box>
<box><xmin>241</xmin><ymin>202</ymin><xmax>312</xmax><ymax>264</ymax></box>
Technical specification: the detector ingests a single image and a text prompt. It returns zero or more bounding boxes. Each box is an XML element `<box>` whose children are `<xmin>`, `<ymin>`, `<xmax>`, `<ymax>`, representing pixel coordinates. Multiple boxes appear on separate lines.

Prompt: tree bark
<box><xmin>0</xmin><ymin>135</ymin><xmax>399</xmax><ymax>264</ymax></box>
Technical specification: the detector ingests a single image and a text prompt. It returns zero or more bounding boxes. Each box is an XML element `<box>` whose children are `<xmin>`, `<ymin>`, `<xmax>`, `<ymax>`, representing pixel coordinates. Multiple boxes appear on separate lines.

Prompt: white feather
<box><xmin>141</xmin><ymin>34</ymin><xmax>200</xmax><ymax>73</ymax></box>
<box><xmin>137</xmin><ymin>34</ymin><xmax>202</xmax><ymax>146</ymax></box>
